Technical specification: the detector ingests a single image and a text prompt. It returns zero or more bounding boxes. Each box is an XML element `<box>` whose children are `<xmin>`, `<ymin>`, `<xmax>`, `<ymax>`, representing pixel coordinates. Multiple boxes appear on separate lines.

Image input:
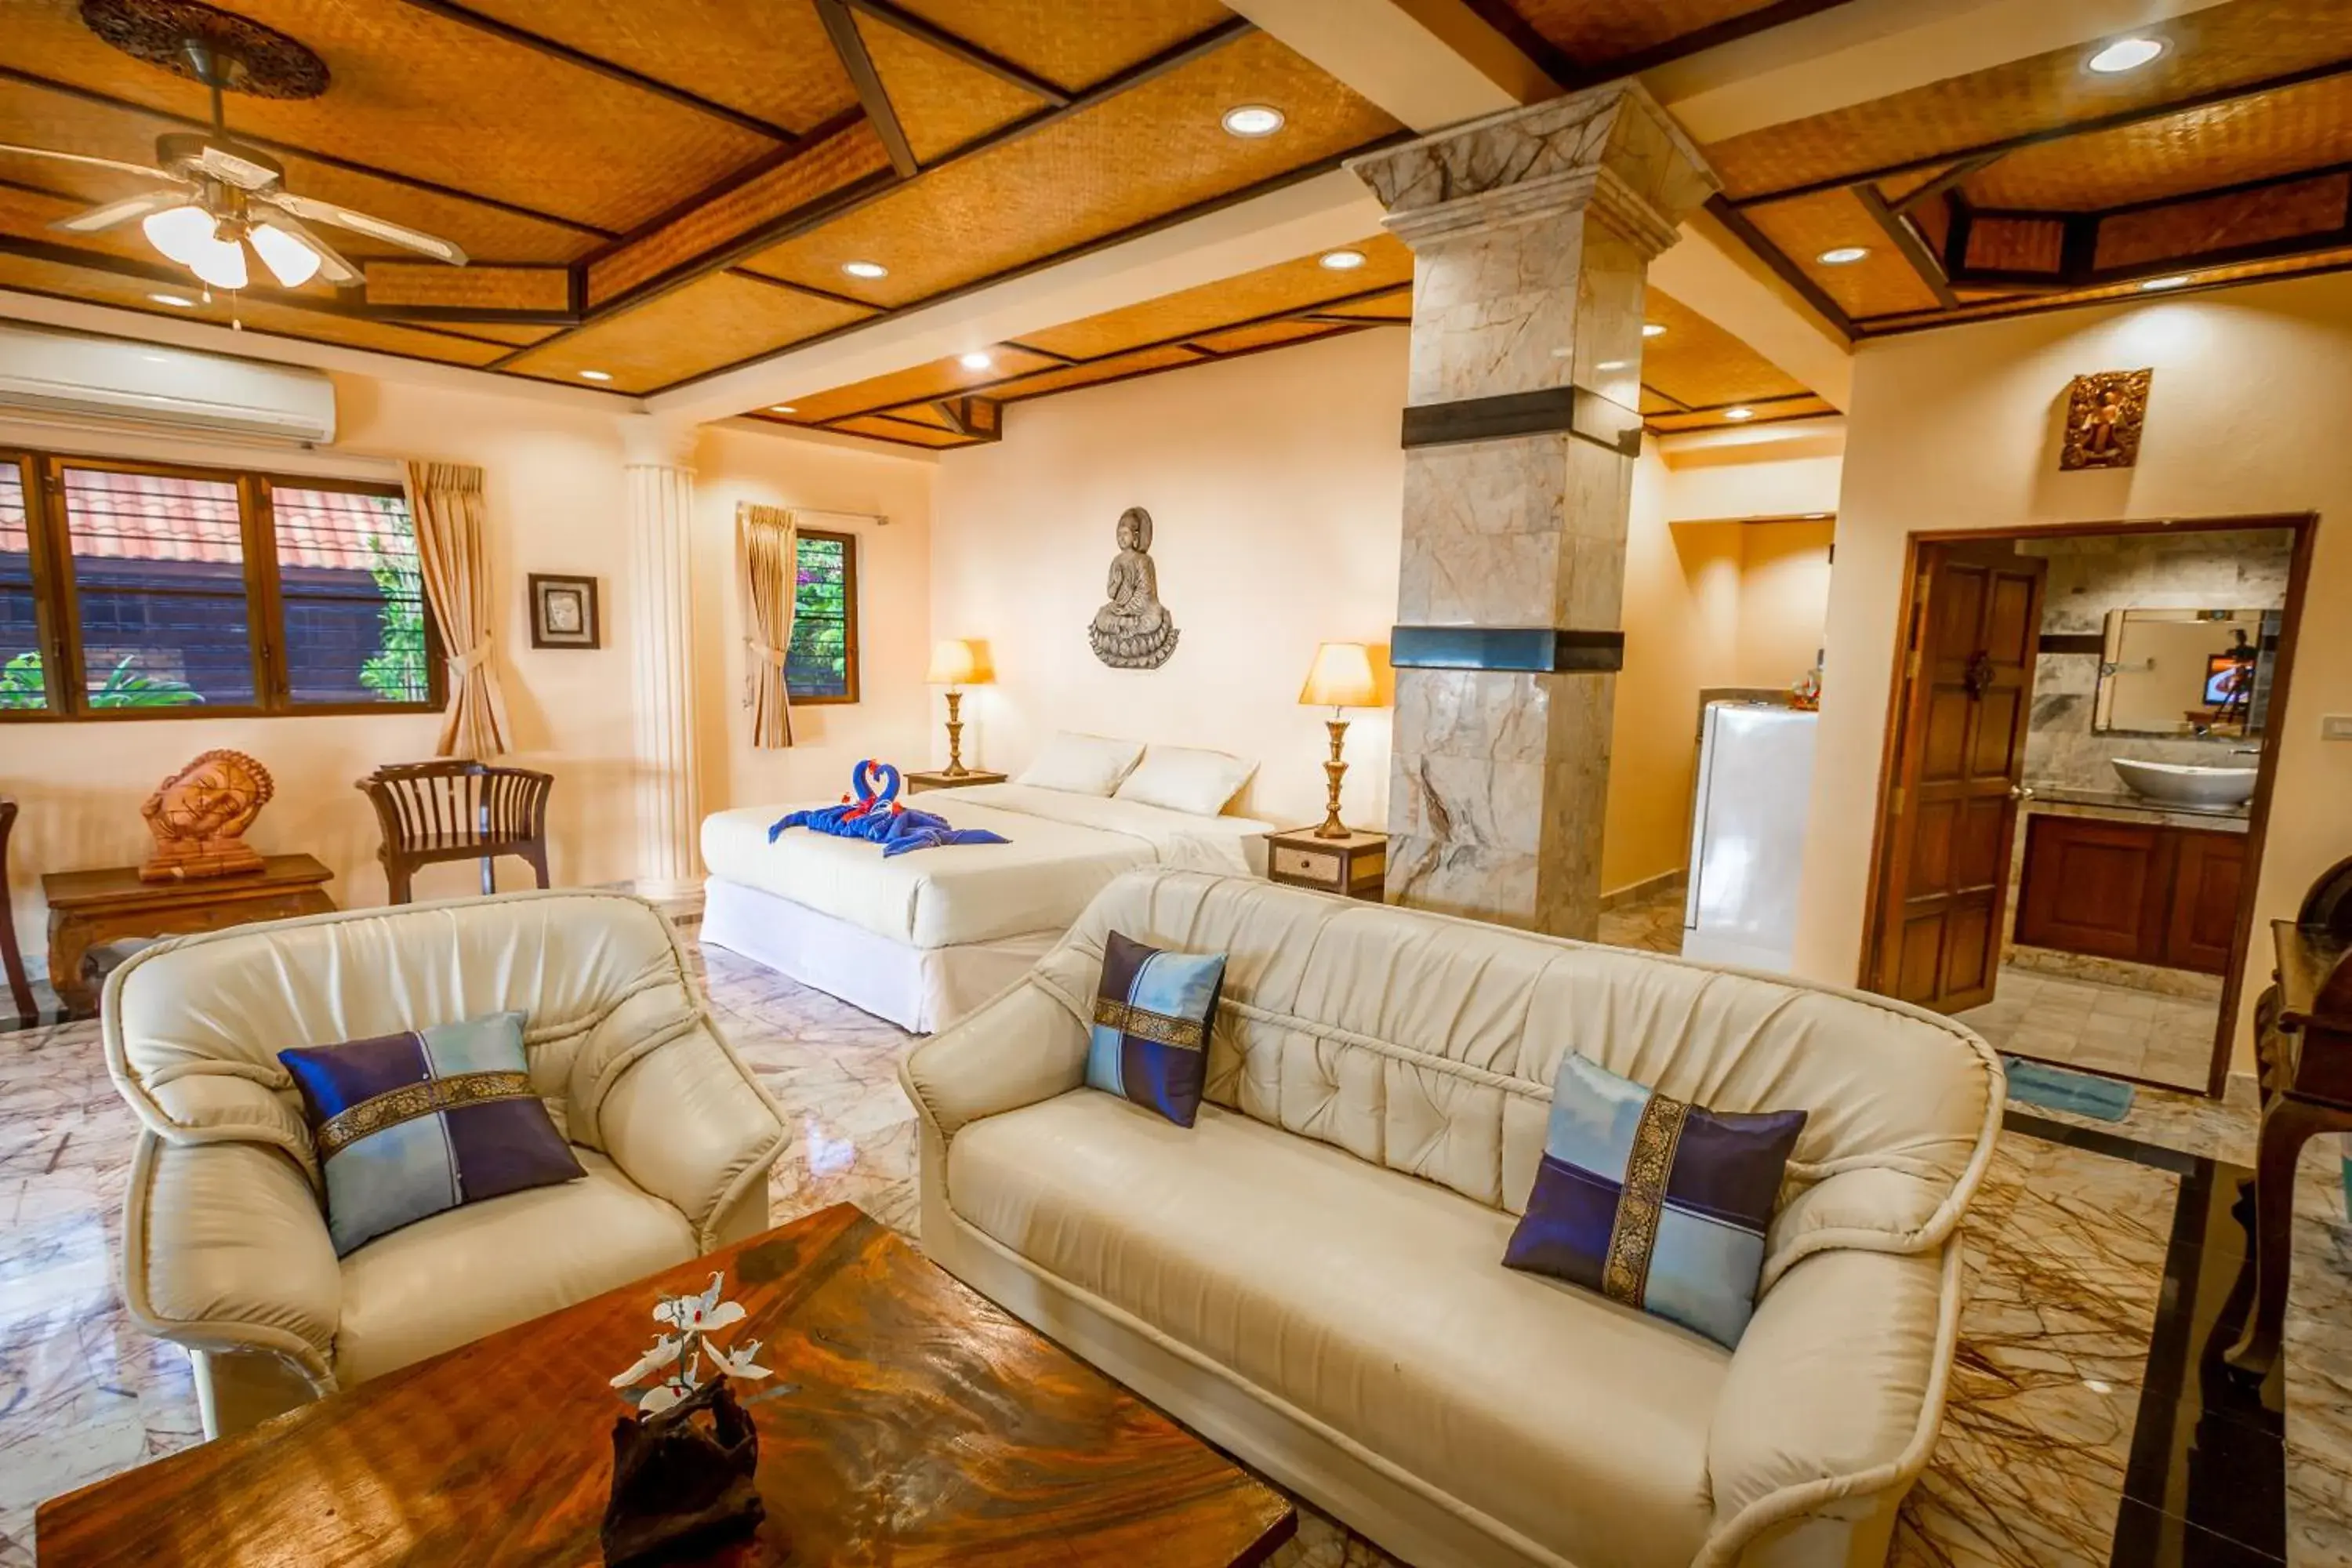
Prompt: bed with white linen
<box><xmin>699</xmin><ymin>746</ymin><xmax>1272</xmax><ymax>1032</ymax></box>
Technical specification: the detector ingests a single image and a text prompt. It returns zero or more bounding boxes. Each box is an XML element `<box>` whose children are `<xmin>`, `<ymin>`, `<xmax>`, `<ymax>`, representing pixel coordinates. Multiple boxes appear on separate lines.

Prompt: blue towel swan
<box><xmin>767</xmin><ymin>760</ymin><xmax>1011</xmax><ymax>857</ymax></box>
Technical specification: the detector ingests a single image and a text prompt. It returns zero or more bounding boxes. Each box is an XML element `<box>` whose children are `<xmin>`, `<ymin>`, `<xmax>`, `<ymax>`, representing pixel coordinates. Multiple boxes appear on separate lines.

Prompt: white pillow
<box><xmin>1114</xmin><ymin>745</ymin><xmax>1258</xmax><ymax>816</ymax></box>
<box><xmin>1014</xmin><ymin>731</ymin><xmax>1145</xmax><ymax>796</ymax></box>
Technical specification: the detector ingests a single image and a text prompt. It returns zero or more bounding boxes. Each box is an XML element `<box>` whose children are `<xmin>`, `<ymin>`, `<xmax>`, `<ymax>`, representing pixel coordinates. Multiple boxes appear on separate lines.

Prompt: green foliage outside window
<box><xmin>1</xmin><ymin>650</ymin><xmax>201</xmax><ymax>709</ymax></box>
<box><xmin>357</xmin><ymin>532</ymin><xmax>430</xmax><ymax>705</ymax></box>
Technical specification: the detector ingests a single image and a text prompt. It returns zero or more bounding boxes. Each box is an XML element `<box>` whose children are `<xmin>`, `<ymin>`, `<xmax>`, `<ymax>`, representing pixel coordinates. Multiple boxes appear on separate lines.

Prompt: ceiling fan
<box><xmin>1</xmin><ymin>29</ymin><xmax>467</xmax><ymax>294</ymax></box>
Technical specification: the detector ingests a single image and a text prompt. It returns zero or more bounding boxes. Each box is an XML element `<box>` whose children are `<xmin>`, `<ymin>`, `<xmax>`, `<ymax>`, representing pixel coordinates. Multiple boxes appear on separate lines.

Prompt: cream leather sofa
<box><xmin>104</xmin><ymin>890</ymin><xmax>788</xmax><ymax>1438</ymax></box>
<box><xmin>904</xmin><ymin>871</ymin><xmax>2002</xmax><ymax>1568</ymax></box>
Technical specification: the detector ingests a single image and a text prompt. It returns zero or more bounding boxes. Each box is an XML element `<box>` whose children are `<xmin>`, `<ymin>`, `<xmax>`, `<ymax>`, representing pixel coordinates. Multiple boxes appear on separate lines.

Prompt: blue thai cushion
<box><xmin>278</xmin><ymin>1011</ymin><xmax>585</xmax><ymax>1257</ymax></box>
<box><xmin>1503</xmin><ymin>1052</ymin><xmax>1806</xmax><ymax>1348</ymax></box>
<box><xmin>1085</xmin><ymin>931</ymin><xmax>1225</xmax><ymax>1127</ymax></box>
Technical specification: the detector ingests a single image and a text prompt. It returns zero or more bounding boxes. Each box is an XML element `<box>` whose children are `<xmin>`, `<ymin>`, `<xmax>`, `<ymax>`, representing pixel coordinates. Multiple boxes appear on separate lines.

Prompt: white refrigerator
<box><xmin>1682</xmin><ymin>703</ymin><xmax>1819</xmax><ymax>972</ymax></box>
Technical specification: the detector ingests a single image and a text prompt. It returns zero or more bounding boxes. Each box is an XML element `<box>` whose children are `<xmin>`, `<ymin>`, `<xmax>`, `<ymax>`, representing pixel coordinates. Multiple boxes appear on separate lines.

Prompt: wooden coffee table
<box><xmin>36</xmin><ymin>1205</ymin><xmax>1295</xmax><ymax>1566</ymax></box>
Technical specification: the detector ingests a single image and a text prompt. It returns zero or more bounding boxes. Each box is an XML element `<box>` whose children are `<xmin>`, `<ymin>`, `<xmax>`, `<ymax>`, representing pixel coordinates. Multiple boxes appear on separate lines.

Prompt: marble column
<box><xmin>622</xmin><ymin>416</ymin><xmax>704</xmax><ymax>899</ymax></box>
<box><xmin>1349</xmin><ymin>83</ymin><xmax>1718</xmax><ymax>937</ymax></box>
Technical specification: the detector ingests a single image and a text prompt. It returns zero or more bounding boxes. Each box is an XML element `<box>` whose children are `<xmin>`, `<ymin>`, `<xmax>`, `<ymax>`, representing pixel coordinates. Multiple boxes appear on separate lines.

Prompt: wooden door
<box><xmin>1868</xmin><ymin>541</ymin><xmax>2048</xmax><ymax>1011</ymax></box>
<box><xmin>2165</xmin><ymin>829</ymin><xmax>2247</xmax><ymax>975</ymax></box>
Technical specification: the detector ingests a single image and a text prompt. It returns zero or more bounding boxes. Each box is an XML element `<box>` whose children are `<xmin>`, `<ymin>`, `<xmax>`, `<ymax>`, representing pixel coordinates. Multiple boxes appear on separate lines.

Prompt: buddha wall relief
<box><xmin>1088</xmin><ymin>506</ymin><xmax>1180</xmax><ymax>669</ymax></box>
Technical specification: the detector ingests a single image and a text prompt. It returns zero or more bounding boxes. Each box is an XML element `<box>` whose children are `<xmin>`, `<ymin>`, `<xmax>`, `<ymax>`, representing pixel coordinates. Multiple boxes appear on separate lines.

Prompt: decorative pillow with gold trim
<box><xmin>1085</xmin><ymin>931</ymin><xmax>1225</xmax><ymax>1127</ymax></box>
<box><xmin>278</xmin><ymin>1011</ymin><xmax>584</xmax><ymax>1257</ymax></box>
<box><xmin>1503</xmin><ymin>1053</ymin><xmax>1806</xmax><ymax>1348</ymax></box>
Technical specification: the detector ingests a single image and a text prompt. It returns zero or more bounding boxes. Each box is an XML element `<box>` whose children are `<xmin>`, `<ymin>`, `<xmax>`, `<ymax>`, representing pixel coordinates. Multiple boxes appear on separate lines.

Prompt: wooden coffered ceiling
<box><xmin>1478</xmin><ymin>0</ymin><xmax>2352</xmax><ymax>334</ymax></box>
<box><xmin>0</xmin><ymin>0</ymin><xmax>1403</xmax><ymax>388</ymax></box>
<box><xmin>748</xmin><ymin>234</ymin><xmax>1825</xmax><ymax>450</ymax></box>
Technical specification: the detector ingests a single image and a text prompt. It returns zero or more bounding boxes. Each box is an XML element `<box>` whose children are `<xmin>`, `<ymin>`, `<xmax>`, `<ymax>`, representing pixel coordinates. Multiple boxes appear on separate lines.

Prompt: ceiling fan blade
<box><xmin>50</xmin><ymin>186</ymin><xmax>198</xmax><ymax>234</ymax></box>
<box><xmin>254</xmin><ymin>213</ymin><xmax>361</xmax><ymax>288</ymax></box>
<box><xmin>260</xmin><ymin>192</ymin><xmax>468</xmax><ymax>266</ymax></box>
<box><xmin>0</xmin><ymin>141</ymin><xmax>180</xmax><ymax>182</ymax></box>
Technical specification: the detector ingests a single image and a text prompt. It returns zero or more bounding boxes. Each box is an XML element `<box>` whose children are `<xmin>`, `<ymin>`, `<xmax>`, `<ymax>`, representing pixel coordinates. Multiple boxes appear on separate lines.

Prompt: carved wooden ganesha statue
<box><xmin>139</xmin><ymin>749</ymin><xmax>274</xmax><ymax>883</ymax></box>
<box><xmin>1088</xmin><ymin>506</ymin><xmax>1180</xmax><ymax>669</ymax></box>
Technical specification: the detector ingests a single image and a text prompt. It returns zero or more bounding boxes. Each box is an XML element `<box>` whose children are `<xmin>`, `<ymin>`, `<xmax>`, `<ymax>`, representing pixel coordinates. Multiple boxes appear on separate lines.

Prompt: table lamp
<box><xmin>1298</xmin><ymin>641</ymin><xmax>1384</xmax><ymax>839</ymax></box>
<box><xmin>925</xmin><ymin>638</ymin><xmax>994</xmax><ymax>777</ymax></box>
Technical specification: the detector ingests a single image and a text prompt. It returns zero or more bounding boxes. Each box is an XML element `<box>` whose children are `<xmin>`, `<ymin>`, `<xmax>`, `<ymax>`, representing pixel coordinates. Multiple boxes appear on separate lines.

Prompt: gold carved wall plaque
<box><xmin>2061</xmin><ymin>368</ymin><xmax>2153</xmax><ymax>470</ymax></box>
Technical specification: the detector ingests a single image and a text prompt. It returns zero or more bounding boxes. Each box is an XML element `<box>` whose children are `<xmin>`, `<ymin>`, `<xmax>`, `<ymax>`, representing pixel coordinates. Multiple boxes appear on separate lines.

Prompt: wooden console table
<box><xmin>44</xmin><ymin>854</ymin><xmax>336</xmax><ymax>1018</ymax></box>
<box><xmin>2226</xmin><ymin>916</ymin><xmax>2352</xmax><ymax>1374</ymax></box>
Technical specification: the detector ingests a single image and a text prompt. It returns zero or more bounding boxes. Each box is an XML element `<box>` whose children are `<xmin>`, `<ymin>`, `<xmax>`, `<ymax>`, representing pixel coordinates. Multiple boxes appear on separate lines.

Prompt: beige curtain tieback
<box><xmin>746</xmin><ymin>637</ymin><xmax>789</xmax><ymax>670</ymax></box>
<box><xmin>448</xmin><ymin>638</ymin><xmax>493</xmax><ymax>674</ymax></box>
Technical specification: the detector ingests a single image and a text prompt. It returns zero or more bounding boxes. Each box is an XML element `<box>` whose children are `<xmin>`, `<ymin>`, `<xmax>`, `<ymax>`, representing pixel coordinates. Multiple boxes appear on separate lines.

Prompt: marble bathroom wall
<box><xmin>2020</xmin><ymin>527</ymin><xmax>2294</xmax><ymax>792</ymax></box>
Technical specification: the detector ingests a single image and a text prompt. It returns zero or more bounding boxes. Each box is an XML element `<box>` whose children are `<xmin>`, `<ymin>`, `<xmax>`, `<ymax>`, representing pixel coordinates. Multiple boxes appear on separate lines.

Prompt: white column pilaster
<box><xmin>621</xmin><ymin>416</ymin><xmax>704</xmax><ymax>898</ymax></box>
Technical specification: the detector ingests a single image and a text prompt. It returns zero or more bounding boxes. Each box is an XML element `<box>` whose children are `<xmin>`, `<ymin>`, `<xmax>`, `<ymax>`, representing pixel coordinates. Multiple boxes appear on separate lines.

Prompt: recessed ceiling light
<box><xmin>2087</xmin><ymin>36</ymin><xmax>2166</xmax><ymax>74</ymax></box>
<box><xmin>1596</xmin><ymin>359</ymin><xmax>1628</xmax><ymax>371</ymax></box>
<box><xmin>1641</xmin><ymin>322</ymin><xmax>1667</xmax><ymax>339</ymax></box>
<box><xmin>2140</xmin><ymin>274</ymin><xmax>2192</xmax><ymax>291</ymax></box>
<box><xmin>841</xmin><ymin>260</ymin><xmax>888</xmax><ymax>279</ymax></box>
<box><xmin>1723</xmin><ymin>406</ymin><xmax>1756</xmax><ymax>421</ymax></box>
<box><xmin>1221</xmin><ymin>103</ymin><xmax>1285</xmax><ymax>137</ymax></box>
<box><xmin>148</xmin><ymin>292</ymin><xmax>196</xmax><ymax>308</ymax></box>
<box><xmin>959</xmin><ymin>350</ymin><xmax>993</xmax><ymax>370</ymax></box>
<box><xmin>1319</xmin><ymin>249</ymin><xmax>1366</xmax><ymax>270</ymax></box>
<box><xmin>1817</xmin><ymin>245</ymin><xmax>1871</xmax><ymax>265</ymax></box>
<box><xmin>579</xmin><ymin>369</ymin><xmax>613</xmax><ymax>382</ymax></box>
<box><xmin>770</xmin><ymin>405</ymin><xmax>797</xmax><ymax>414</ymax></box>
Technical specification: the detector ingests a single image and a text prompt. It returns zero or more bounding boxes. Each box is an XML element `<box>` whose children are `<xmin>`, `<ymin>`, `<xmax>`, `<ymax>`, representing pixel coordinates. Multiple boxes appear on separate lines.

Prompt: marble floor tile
<box><xmin>0</xmin><ymin>896</ymin><xmax>2331</xmax><ymax>1568</ymax></box>
<box><xmin>1958</xmin><ymin>964</ymin><xmax>2222</xmax><ymax>1094</ymax></box>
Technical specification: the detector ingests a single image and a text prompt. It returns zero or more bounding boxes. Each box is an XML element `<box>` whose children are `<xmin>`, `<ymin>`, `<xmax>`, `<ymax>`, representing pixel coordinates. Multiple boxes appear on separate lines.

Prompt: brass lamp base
<box><xmin>940</xmin><ymin>689</ymin><xmax>971</xmax><ymax>778</ymax></box>
<box><xmin>1314</xmin><ymin>717</ymin><xmax>1351</xmax><ymax>838</ymax></box>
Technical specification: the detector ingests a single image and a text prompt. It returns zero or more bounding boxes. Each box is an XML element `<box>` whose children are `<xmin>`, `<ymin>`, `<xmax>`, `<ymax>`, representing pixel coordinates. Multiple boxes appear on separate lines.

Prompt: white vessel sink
<box><xmin>2111</xmin><ymin>757</ymin><xmax>2258</xmax><ymax>808</ymax></box>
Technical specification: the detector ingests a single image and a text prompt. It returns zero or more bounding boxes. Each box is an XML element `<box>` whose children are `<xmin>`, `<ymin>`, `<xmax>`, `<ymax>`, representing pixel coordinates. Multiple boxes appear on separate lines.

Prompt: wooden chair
<box><xmin>1</xmin><ymin>799</ymin><xmax>35</xmax><ymax>1025</ymax></box>
<box><xmin>356</xmin><ymin>761</ymin><xmax>554</xmax><ymax>905</ymax></box>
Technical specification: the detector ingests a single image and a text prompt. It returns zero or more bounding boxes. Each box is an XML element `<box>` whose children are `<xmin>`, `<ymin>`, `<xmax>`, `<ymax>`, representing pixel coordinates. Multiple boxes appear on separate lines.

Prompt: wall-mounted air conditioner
<box><xmin>0</xmin><ymin>321</ymin><xmax>336</xmax><ymax>446</ymax></box>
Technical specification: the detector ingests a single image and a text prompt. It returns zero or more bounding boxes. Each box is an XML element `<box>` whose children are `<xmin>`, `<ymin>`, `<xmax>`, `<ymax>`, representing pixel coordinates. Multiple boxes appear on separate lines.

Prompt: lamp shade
<box><xmin>926</xmin><ymin>638</ymin><xmax>994</xmax><ymax>685</ymax></box>
<box><xmin>1298</xmin><ymin>641</ymin><xmax>1381</xmax><ymax>708</ymax></box>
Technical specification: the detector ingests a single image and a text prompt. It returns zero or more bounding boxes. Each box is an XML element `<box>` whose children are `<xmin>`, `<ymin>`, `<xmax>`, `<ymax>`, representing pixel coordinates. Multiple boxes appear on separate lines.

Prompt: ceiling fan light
<box><xmin>141</xmin><ymin>204</ymin><xmax>216</xmax><ymax>265</ymax></box>
<box><xmin>251</xmin><ymin>223</ymin><xmax>321</xmax><ymax>288</ymax></box>
<box><xmin>187</xmin><ymin>233</ymin><xmax>249</xmax><ymax>291</ymax></box>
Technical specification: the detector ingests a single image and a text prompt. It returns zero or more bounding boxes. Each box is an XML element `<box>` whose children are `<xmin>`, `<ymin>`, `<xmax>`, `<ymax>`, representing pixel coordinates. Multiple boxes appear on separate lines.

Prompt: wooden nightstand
<box><xmin>906</xmin><ymin>768</ymin><xmax>1008</xmax><ymax>794</ymax></box>
<box><xmin>1263</xmin><ymin>826</ymin><xmax>1386</xmax><ymax>902</ymax></box>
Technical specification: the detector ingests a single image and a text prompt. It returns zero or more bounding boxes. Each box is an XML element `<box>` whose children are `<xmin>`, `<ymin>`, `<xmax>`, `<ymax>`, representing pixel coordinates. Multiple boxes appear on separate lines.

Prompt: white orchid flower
<box><xmin>655</xmin><ymin>1273</ymin><xmax>746</xmax><ymax>1333</ymax></box>
<box><xmin>706</xmin><ymin>1338</ymin><xmax>771</xmax><ymax>1381</ymax></box>
<box><xmin>637</xmin><ymin>1382</ymin><xmax>684</xmax><ymax>1415</ymax></box>
<box><xmin>608</xmin><ymin>1334</ymin><xmax>683</xmax><ymax>1388</ymax></box>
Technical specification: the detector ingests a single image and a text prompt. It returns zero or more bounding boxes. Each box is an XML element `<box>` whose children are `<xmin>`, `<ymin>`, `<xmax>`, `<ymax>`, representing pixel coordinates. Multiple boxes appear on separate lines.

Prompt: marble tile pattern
<box><xmin>2021</xmin><ymin>527</ymin><xmax>2292</xmax><ymax>792</ymax></box>
<box><xmin>1356</xmin><ymin>85</ymin><xmax>1716</xmax><ymax>942</ymax></box>
<box><xmin>1958</xmin><ymin>964</ymin><xmax>2222</xmax><ymax>1092</ymax></box>
<box><xmin>5</xmin><ymin>895</ymin><xmax>2350</xmax><ymax>1568</ymax></box>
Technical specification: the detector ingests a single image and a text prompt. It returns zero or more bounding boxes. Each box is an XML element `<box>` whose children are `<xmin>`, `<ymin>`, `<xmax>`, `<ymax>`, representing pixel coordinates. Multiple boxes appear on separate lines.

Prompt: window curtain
<box><xmin>739</xmin><ymin>501</ymin><xmax>797</xmax><ymax>749</ymax></box>
<box><xmin>402</xmin><ymin>459</ymin><xmax>511</xmax><ymax>759</ymax></box>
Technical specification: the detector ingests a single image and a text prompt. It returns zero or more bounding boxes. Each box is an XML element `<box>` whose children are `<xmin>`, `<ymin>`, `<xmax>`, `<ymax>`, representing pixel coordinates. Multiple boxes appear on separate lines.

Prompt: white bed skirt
<box><xmin>699</xmin><ymin>877</ymin><xmax>1057</xmax><ymax>1034</ymax></box>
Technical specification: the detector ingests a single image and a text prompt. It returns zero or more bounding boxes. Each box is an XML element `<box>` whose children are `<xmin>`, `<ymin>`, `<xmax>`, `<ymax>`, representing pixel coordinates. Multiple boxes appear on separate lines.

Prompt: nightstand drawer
<box><xmin>1271</xmin><ymin>844</ymin><xmax>1344</xmax><ymax>886</ymax></box>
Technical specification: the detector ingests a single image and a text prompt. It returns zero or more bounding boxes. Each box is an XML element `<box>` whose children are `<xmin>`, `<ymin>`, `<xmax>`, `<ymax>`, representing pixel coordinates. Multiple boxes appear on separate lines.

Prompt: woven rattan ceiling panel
<box><xmin>1018</xmin><ymin>234</ymin><xmax>1413</xmax><ymax>359</ymax></box>
<box><xmin>739</xmin><ymin>30</ymin><xmax>1398</xmax><ymax>307</ymax></box>
<box><xmin>1866</xmin><ymin>243</ymin><xmax>2352</xmax><ymax>331</ymax></box>
<box><xmin>858</xmin><ymin>13</ymin><xmax>1050</xmax><ymax>164</ymax></box>
<box><xmin>502</xmin><ymin>273</ymin><xmax>871</xmax><ymax>390</ymax></box>
<box><xmin>1183</xmin><ymin>318</ymin><xmax>1348</xmax><ymax>355</ymax></box>
<box><xmin>454</xmin><ymin>0</ymin><xmax>855</xmax><ymax>132</ymax></box>
<box><xmin>2094</xmin><ymin>173</ymin><xmax>2349</xmax><ymax>270</ymax></box>
<box><xmin>5</xmin><ymin>0</ymin><xmax>772</xmax><ymax>232</ymax></box>
<box><xmin>0</xmin><ymin>251</ymin><xmax>513</xmax><ymax>365</ymax></box>
<box><xmin>1495</xmin><ymin>0</ymin><xmax>1791</xmax><ymax>70</ymax></box>
<box><xmin>1639</xmin><ymin>287</ymin><xmax>1811</xmax><ymax>408</ymax></box>
<box><xmin>0</xmin><ymin>77</ymin><xmax>604</xmax><ymax>263</ymax></box>
<box><xmin>772</xmin><ymin>346</ymin><xmax>1066</xmax><ymax>424</ymax></box>
<box><xmin>885</xmin><ymin>0</ymin><xmax>1237</xmax><ymax>90</ymax></box>
<box><xmin>989</xmin><ymin>343</ymin><xmax>1207</xmax><ymax>401</ymax></box>
<box><xmin>829</xmin><ymin>414</ymin><xmax>976</xmax><ymax>447</ymax></box>
<box><xmin>1962</xmin><ymin>72</ymin><xmax>2352</xmax><ymax>211</ymax></box>
<box><xmin>1704</xmin><ymin>0</ymin><xmax>2352</xmax><ymax>201</ymax></box>
<box><xmin>1647</xmin><ymin>394</ymin><xmax>1837</xmax><ymax>434</ymax></box>
<box><xmin>1314</xmin><ymin>290</ymin><xmax>1414</xmax><ymax>322</ymax></box>
<box><xmin>0</xmin><ymin>180</ymin><xmax>176</xmax><ymax>270</ymax></box>
<box><xmin>1964</xmin><ymin>217</ymin><xmax>2067</xmax><ymax>274</ymax></box>
<box><xmin>1741</xmin><ymin>192</ymin><xmax>1944</xmax><ymax>318</ymax></box>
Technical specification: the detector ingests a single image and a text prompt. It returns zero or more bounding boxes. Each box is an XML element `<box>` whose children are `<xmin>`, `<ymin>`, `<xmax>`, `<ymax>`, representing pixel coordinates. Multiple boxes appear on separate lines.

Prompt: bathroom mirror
<box><xmin>2092</xmin><ymin>608</ymin><xmax>2273</xmax><ymax>737</ymax></box>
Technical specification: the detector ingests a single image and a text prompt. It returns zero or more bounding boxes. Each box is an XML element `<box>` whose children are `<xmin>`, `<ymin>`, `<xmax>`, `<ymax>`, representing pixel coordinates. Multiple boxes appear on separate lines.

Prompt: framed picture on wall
<box><xmin>528</xmin><ymin>574</ymin><xmax>601</xmax><ymax>649</ymax></box>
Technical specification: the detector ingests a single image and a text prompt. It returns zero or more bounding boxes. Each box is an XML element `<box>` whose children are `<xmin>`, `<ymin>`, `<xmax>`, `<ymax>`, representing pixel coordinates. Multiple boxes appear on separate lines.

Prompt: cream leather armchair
<box><xmin>103</xmin><ymin>890</ymin><xmax>788</xmax><ymax>1439</ymax></box>
<box><xmin>906</xmin><ymin>870</ymin><xmax>2004</xmax><ymax>1568</ymax></box>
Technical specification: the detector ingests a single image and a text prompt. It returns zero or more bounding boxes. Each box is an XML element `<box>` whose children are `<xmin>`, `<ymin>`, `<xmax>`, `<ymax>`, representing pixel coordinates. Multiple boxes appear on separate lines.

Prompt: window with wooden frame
<box><xmin>0</xmin><ymin>448</ymin><xmax>444</xmax><ymax>720</ymax></box>
<box><xmin>785</xmin><ymin>527</ymin><xmax>859</xmax><ymax>706</ymax></box>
